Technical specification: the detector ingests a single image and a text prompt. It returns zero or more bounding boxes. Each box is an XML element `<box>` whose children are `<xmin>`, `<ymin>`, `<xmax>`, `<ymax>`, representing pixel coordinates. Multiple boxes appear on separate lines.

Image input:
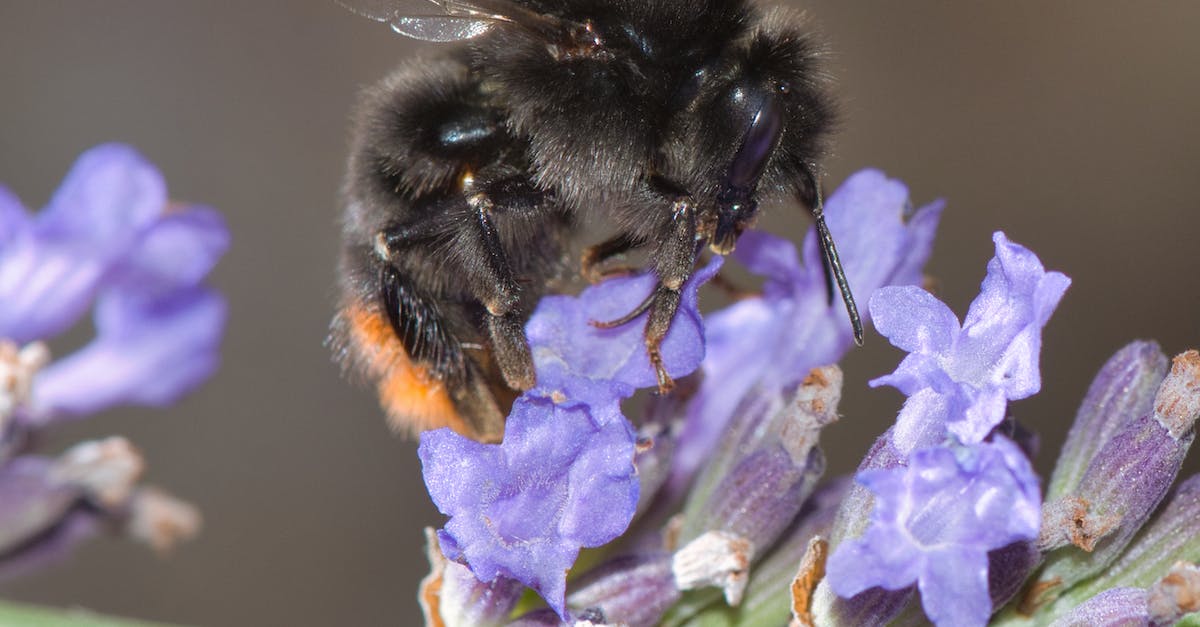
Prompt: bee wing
<box><xmin>337</xmin><ymin>0</ymin><xmax>569</xmax><ymax>43</ymax></box>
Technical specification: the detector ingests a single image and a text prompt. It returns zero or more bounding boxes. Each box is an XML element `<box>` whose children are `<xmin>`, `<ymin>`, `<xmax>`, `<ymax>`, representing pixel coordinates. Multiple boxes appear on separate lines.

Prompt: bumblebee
<box><xmin>330</xmin><ymin>0</ymin><xmax>860</xmax><ymax>442</ymax></box>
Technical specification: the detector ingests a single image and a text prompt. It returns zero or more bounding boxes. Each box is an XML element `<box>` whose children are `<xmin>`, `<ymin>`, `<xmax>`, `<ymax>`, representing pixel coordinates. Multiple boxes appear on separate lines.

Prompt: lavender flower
<box><xmin>419</xmin><ymin>169</ymin><xmax>941</xmax><ymax>624</ymax></box>
<box><xmin>669</xmin><ymin>169</ymin><xmax>943</xmax><ymax>495</ymax></box>
<box><xmin>420</xmin><ymin>259</ymin><xmax>721</xmax><ymax>619</ymax></box>
<box><xmin>815</xmin><ymin>233</ymin><xmax>1066</xmax><ymax>627</ymax></box>
<box><xmin>414</xmin><ymin>170</ymin><xmax>1200</xmax><ymax>627</ymax></box>
<box><xmin>825</xmin><ymin>437</ymin><xmax>1041</xmax><ymax>626</ymax></box>
<box><xmin>869</xmin><ymin>232</ymin><xmax>1071</xmax><ymax>450</ymax></box>
<box><xmin>0</xmin><ymin>144</ymin><xmax>225</xmax><ymax>575</ymax></box>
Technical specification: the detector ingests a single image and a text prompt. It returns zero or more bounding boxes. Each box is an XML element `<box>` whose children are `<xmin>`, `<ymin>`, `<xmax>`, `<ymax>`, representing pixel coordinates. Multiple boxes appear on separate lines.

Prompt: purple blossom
<box><xmin>524</xmin><ymin>258</ymin><xmax>720</xmax><ymax>407</ymax></box>
<box><xmin>410</xmin><ymin>170</ymin><xmax>1198</xmax><ymax>627</ymax></box>
<box><xmin>1</xmin><ymin>144</ymin><xmax>229</xmax><ymax>426</ymax></box>
<box><xmin>0</xmin><ymin>144</ymin><xmax>224</xmax><ymax>577</ymax></box>
<box><xmin>870</xmin><ymin>232</ymin><xmax>1070</xmax><ymax>450</ymax></box>
<box><xmin>825</xmin><ymin>436</ymin><xmax>1041</xmax><ymax>627</ymax></box>
<box><xmin>669</xmin><ymin>169</ymin><xmax>943</xmax><ymax>496</ymax></box>
<box><xmin>420</xmin><ymin>259</ymin><xmax>721</xmax><ymax>619</ymax></box>
<box><xmin>422</xmin><ymin>398</ymin><xmax>637</xmax><ymax>618</ymax></box>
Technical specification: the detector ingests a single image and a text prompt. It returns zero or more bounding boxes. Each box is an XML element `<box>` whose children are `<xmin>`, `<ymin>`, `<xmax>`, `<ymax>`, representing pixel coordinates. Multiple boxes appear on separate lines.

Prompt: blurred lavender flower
<box><xmin>414</xmin><ymin>170</ymin><xmax>1200</xmax><ymax>627</ymax></box>
<box><xmin>0</xmin><ymin>144</ymin><xmax>225</xmax><ymax>576</ymax></box>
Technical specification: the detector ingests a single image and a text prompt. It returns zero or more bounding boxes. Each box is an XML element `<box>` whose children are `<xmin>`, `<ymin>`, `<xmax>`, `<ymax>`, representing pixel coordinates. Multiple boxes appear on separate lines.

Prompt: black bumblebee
<box><xmin>329</xmin><ymin>0</ymin><xmax>860</xmax><ymax>442</ymax></box>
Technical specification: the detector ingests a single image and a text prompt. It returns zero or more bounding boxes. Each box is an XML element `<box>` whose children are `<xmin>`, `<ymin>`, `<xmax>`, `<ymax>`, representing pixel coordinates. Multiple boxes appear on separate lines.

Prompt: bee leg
<box><xmin>379</xmin><ymin>265</ymin><xmax>465</xmax><ymax>382</ymax></box>
<box><xmin>374</xmin><ymin>217</ymin><xmax>453</xmax><ymax>262</ymax></box>
<box><xmin>463</xmin><ymin>191</ymin><xmax>536</xmax><ymax>391</ymax></box>
<box><xmin>372</xmin><ymin>264</ymin><xmax>506</xmax><ymax>440</ymax></box>
<box><xmin>581</xmin><ymin>232</ymin><xmax>645</xmax><ymax>283</ymax></box>
<box><xmin>643</xmin><ymin>195</ymin><xmax>699</xmax><ymax>394</ymax></box>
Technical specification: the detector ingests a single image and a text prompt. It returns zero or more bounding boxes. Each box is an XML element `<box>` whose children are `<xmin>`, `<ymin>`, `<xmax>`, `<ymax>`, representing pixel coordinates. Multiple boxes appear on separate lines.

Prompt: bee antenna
<box><xmin>802</xmin><ymin>167</ymin><xmax>864</xmax><ymax>346</ymax></box>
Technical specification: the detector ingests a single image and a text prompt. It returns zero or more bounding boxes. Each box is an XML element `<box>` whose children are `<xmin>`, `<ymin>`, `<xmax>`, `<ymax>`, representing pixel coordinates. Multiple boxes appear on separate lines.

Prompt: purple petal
<box><xmin>730</xmin><ymin>229</ymin><xmax>804</xmax><ymax>297</ymax></box>
<box><xmin>35</xmin><ymin>144</ymin><xmax>165</xmax><ymax>244</ymax></box>
<box><xmin>919</xmin><ymin>545</ymin><xmax>992</xmax><ymax>627</ymax></box>
<box><xmin>870</xmin><ymin>232</ymin><xmax>1069</xmax><ymax>446</ymax></box>
<box><xmin>111</xmin><ymin>206</ymin><xmax>230</xmax><ymax>296</ymax></box>
<box><xmin>827</xmin><ymin>437</ymin><xmax>1040</xmax><ymax>623</ymax></box>
<box><xmin>420</xmin><ymin>397</ymin><xmax>638</xmax><ymax>619</ymax></box>
<box><xmin>670</xmin><ymin>170</ymin><xmax>942</xmax><ymax>499</ymax></box>
<box><xmin>28</xmin><ymin>288</ymin><xmax>226</xmax><ymax>422</ymax></box>
<box><xmin>826</xmin><ymin>524</ymin><xmax>923</xmax><ymax>595</ymax></box>
<box><xmin>869</xmin><ymin>286</ymin><xmax>959</xmax><ymax>356</ymax></box>
<box><xmin>888</xmin><ymin>388</ymin><xmax>953</xmax><ymax>452</ymax></box>
<box><xmin>889</xmin><ymin>198</ymin><xmax>945</xmax><ymax>286</ymax></box>
<box><xmin>421</xmin><ymin>529</ymin><xmax>522</xmax><ymax>627</ymax></box>
<box><xmin>525</xmin><ymin>257</ymin><xmax>720</xmax><ymax>404</ymax></box>
<box><xmin>0</xmin><ymin>144</ymin><xmax>173</xmax><ymax>342</ymax></box>
<box><xmin>559</xmin><ymin>405</ymin><xmax>640</xmax><ymax>543</ymax></box>
<box><xmin>0</xmin><ymin>231</ymin><xmax>111</xmax><ymax>343</ymax></box>
<box><xmin>950</xmin><ymin>385</ymin><xmax>1009</xmax><ymax>443</ymax></box>
<box><xmin>814</xmin><ymin>170</ymin><xmax>944</xmax><ymax>304</ymax></box>
<box><xmin>958</xmin><ymin>232</ymin><xmax>1070</xmax><ymax>399</ymax></box>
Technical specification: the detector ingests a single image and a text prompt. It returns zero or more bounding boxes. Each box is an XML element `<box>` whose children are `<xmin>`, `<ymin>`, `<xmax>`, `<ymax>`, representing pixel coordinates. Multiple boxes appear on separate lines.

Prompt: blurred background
<box><xmin>0</xmin><ymin>1</ymin><xmax>1197</xmax><ymax>624</ymax></box>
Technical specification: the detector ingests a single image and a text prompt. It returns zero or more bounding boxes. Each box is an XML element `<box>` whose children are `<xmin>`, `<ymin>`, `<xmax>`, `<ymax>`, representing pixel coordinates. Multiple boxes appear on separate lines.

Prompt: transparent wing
<box><xmin>391</xmin><ymin>14</ymin><xmax>495</xmax><ymax>42</ymax></box>
<box><xmin>337</xmin><ymin>0</ymin><xmax>507</xmax><ymax>42</ymax></box>
<box><xmin>336</xmin><ymin>0</ymin><xmax>567</xmax><ymax>43</ymax></box>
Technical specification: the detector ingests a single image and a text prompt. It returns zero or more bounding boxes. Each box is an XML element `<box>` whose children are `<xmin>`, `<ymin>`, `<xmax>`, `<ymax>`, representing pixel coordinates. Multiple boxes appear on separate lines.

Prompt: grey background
<box><xmin>1</xmin><ymin>1</ymin><xmax>1197</xmax><ymax>625</ymax></box>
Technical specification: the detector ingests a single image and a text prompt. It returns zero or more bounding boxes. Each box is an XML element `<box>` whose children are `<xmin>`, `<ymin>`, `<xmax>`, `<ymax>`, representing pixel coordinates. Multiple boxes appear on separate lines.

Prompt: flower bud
<box><xmin>567</xmin><ymin>553</ymin><xmax>677</xmax><ymax>627</ymax></box>
<box><xmin>1036</xmin><ymin>351</ymin><xmax>1200</xmax><ymax>594</ymax></box>
<box><xmin>1046</xmin><ymin>587</ymin><xmax>1147</xmax><ymax>627</ymax></box>
<box><xmin>684</xmin><ymin>478</ymin><xmax>851</xmax><ymax>626</ymax></box>
<box><xmin>1047</xmin><ymin>341</ymin><xmax>1169</xmax><ymax>502</ymax></box>
<box><xmin>1031</xmin><ymin>474</ymin><xmax>1200</xmax><ymax>623</ymax></box>
<box><xmin>679</xmin><ymin>366</ymin><xmax>841</xmax><ymax>552</ymax></box>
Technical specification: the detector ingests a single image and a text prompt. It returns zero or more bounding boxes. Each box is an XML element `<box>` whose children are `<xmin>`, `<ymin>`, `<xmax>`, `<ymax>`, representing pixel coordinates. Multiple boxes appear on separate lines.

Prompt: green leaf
<box><xmin>0</xmin><ymin>601</ymin><xmax>174</xmax><ymax>627</ymax></box>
